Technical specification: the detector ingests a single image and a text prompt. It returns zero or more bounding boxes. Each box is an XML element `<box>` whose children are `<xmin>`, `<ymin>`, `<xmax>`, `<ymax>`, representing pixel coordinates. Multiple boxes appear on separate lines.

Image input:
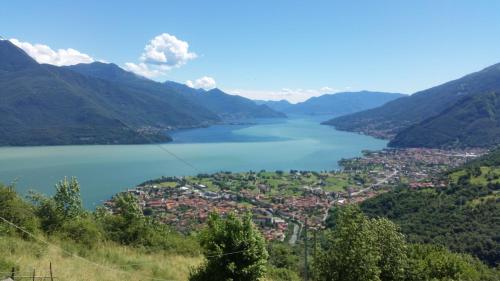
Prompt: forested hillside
<box><xmin>68</xmin><ymin>63</ymin><xmax>285</xmax><ymax>121</ymax></box>
<box><xmin>0</xmin><ymin>40</ymin><xmax>219</xmax><ymax>145</ymax></box>
<box><xmin>0</xmin><ymin>41</ymin><xmax>284</xmax><ymax>146</ymax></box>
<box><xmin>389</xmin><ymin>91</ymin><xmax>500</xmax><ymax>148</ymax></box>
<box><xmin>361</xmin><ymin>149</ymin><xmax>500</xmax><ymax>266</ymax></box>
<box><xmin>326</xmin><ymin>63</ymin><xmax>500</xmax><ymax>141</ymax></box>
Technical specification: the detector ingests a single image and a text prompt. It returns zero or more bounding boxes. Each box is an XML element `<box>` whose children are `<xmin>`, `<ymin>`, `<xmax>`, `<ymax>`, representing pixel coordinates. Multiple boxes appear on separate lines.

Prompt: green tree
<box><xmin>370</xmin><ymin>218</ymin><xmax>407</xmax><ymax>281</ymax></box>
<box><xmin>98</xmin><ymin>193</ymin><xmax>199</xmax><ymax>255</ymax></box>
<box><xmin>313</xmin><ymin>205</ymin><xmax>380</xmax><ymax>281</ymax></box>
<box><xmin>59</xmin><ymin>216</ymin><xmax>103</xmax><ymax>247</ymax></box>
<box><xmin>113</xmin><ymin>192</ymin><xmax>143</xmax><ymax>221</ymax></box>
<box><xmin>267</xmin><ymin>242</ymin><xmax>299</xmax><ymax>270</ymax></box>
<box><xmin>29</xmin><ymin>192</ymin><xmax>63</xmax><ymax>233</ymax></box>
<box><xmin>100</xmin><ymin>193</ymin><xmax>146</xmax><ymax>245</ymax></box>
<box><xmin>29</xmin><ymin>177</ymin><xmax>84</xmax><ymax>233</ymax></box>
<box><xmin>53</xmin><ymin>177</ymin><xmax>83</xmax><ymax>220</ymax></box>
<box><xmin>0</xmin><ymin>184</ymin><xmax>39</xmax><ymax>238</ymax></box>
<box><xmin>405</xmin><ymin>244</ymin><xmax>499</xmax><ymax>281</ymax></box>
<box><xmin>189</xmin><ymin>213</ymin><xmax>269</xmax><ymax>281</ymax></box>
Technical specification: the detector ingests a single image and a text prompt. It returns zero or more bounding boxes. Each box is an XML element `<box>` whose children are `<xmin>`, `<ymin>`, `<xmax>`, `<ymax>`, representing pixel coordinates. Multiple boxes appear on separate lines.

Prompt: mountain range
<box><xmin>325</xmin><ymin>63</ymin><xmax>500</xmax><ymax>148</ymax></box>
<box><xmin>0</xmin><ymin>40</ymin><xmax>284</xmax><ymax>146</ymax></box>
<box><xmin>4</xmin><ymin>36</ymin><xmax>500</xmax><ymax>149</ymax></box>
<box><xmin>257</xmin><ymin>91</ymin><xmax>404</xmax><ymax>116</ymax></box>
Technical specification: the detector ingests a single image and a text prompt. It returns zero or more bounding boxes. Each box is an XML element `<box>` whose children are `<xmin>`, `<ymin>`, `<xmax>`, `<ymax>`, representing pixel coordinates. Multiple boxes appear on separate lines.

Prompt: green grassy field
<box><xmin>0</xmin><ymin>235</ymin><xmax>294</xmax><ymax>281</ymax></box>
<box><xmin>0</xmin><ymin>236</ymin><xmax>201</xmax><ymax>281</ymax></box>
<box><xmin>450</xmin><ymin>166</ymin><xmax>500</xmax><ymax>185</ymax></box>
<box><xmin>152</xmin><ymin>171</ymin><xmax>357</xmax><ymax>197</ymax></box>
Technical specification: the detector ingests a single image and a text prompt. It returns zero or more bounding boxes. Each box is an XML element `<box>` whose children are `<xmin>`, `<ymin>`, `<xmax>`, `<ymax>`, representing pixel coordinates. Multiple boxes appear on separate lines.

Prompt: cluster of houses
<box><xmin>342</xmin><ymin>148</ymin><xmax>484</xmax><ymax>189</ymax></box>
<box><xmin>104</xmin><ymin>148</ymin><xmax>485</xmax><ymax>241</ymax></box>
<box><xmin>105</xmin><ymin>181</ymin><xmax>339</xmax><ymax>241</ymax></box>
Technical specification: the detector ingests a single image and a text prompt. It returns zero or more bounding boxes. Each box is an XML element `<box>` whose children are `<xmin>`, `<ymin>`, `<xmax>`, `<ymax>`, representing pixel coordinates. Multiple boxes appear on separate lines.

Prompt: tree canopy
<box><xmin>189</xmin><ymin>212</ymin><xmax>269</xmax><ymax>281</ymax></box>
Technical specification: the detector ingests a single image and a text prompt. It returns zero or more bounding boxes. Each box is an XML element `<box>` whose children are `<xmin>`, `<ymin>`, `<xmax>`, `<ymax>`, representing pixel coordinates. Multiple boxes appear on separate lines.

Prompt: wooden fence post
<box><xmin>50</xmin><ymin>262</ymin><xmax>54</xmax><ymax>281</ymax></box>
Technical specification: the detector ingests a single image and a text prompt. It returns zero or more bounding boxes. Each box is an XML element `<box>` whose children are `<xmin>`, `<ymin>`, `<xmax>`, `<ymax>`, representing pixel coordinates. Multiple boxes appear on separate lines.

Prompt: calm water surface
<box><xmin>0</xmin><ymin>116</ymin><xmax>387</xmax><ymax>208</ymax></box>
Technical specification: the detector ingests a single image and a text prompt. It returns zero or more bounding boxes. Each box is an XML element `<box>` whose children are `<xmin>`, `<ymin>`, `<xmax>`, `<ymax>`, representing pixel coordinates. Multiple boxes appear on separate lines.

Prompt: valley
<box><xmin>2</xmin><ymin>3</ymin><xmax>500</xmax><ymax>280</ymax></box>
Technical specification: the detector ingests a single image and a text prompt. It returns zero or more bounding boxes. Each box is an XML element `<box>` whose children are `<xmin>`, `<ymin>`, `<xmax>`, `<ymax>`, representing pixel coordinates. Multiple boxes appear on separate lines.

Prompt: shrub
<box><xmin>189</xmin><ymin>213</ymin><xmax>268</xmax><ymax>281</ymax></box>
<box><xmin>0</xmin><ymin>184</ymin><xmax>39</xmax><ymax>238</ymax></box>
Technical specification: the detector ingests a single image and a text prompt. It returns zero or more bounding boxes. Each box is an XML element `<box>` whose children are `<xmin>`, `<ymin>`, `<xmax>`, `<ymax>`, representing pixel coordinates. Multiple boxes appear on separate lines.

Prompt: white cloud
<box><xmin>124</xmin><ymin>33</ymin><xmax>197</xmax><ymax>78</ymax></box>
<box><xmin>123</xmin><ymin>62</ymin><xmax>166</xmax><ymax>79</ymax></box>
<box><xmin>140</xmin><ymin>33</ymin><xmax>197</xmax><ymax>68</ymax></box>
<box><xmin>186</xmin><ymin>76</ymin><xmax>216</xmax><ymax>90</ymax></box>
<box><xmin>320</xmin><ymin>86</ymin><xmax>334</xmax><ymax>92</ymax></box>
<box><xmin>9</xmin><ymin>38</ymin><xmax>94</xmax><ymax>66</ymax></box>
<box><xmin>229</xmin><ymin>86</ymin><xmax>342</xmax><ymax>103</ymax></box>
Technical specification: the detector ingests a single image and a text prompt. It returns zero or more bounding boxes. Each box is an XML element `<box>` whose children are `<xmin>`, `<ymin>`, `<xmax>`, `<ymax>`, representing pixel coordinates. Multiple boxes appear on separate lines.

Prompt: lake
<box><xmin>0</xmin><ymin>116</ymin><xmax>387</xmax><ymax>208</ymax></box>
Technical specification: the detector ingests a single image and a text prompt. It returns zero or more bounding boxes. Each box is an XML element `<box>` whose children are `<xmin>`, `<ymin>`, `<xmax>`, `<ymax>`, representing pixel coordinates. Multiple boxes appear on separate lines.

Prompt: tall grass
<box><xmin>0</xmin><ymin>235</ymin><xmax>201</xmax><ymax>281</ymax></box>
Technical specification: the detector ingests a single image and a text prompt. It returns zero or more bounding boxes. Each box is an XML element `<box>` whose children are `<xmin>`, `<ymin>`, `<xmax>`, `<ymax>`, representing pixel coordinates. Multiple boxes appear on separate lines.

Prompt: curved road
<box><xmin>289</xmin><ymin>223</ymin><xmax>300</xmax><ymax>245</ymax></box>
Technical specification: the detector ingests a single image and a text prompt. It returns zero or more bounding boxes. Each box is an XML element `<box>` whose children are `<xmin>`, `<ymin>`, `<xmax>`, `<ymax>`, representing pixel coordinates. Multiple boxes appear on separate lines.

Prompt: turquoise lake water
<box><xmin>0</xmin><ymin>116</ymin><xmax>387</xmax><ymax>208</ymax></box>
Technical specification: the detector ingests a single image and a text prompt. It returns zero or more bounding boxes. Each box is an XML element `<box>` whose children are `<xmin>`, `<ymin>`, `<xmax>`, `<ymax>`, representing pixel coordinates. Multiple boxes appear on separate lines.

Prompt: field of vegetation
<box><xmin>361</xmin><ymin>149</ymin><xmax>500</xmax><ymax>267</ymax></box>
<box><xmin>1</xmin><ymin>151</ymin><xmax>499</xmax><ymax>280</ymax></box>
<box><xmin>141</xmin><ymin>169</ymin><xmax>361</xmax><ymax>196</ymax></box>
<box><xmin>0</xmin><ymin>179</ymin><xmax>300</xmax><ymax>281</ymax></box>
<box><xmin>0</xmin><ymin>236</ymin><xmax>200</xmax><ymax>281</ymax></box>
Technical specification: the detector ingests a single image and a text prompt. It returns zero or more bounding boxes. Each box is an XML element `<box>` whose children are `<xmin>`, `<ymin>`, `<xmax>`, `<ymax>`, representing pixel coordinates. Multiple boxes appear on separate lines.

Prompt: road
<box><xmin>351</xmin><ymin>170</ymin><xmax>398</xmax><ymax>196</ymax></box>
<box><xmin>288</xmin><ymin>223</ymin><xmax>300</xmax><ymax>245</ymax></box>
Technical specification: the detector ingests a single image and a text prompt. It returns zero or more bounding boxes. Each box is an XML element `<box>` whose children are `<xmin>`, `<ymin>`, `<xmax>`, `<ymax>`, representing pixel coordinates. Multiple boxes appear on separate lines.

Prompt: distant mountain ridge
<box><xmin>255</xmin><ymin>100</ymin><xmax>293</xmax><ymax>112</ymax></box>
<box><xmin>0</xmin><ymin>40</ymin><xmax>283</xmax><ymax>146</ymax></box>
<box><xmin>258</xmin><ymin>91</ymin><xmax>404</xmax><ymax>117</ymax></box>
<box><xmin>67</xmin><ymin>63</ymin><xmax>285</xmax><ymax>120</ymax></box>
<box><xmin>291</xmin><ymin>91</ymin><xmax>404</xmax><ymax>116</ymax></box>
<box><xmin>161</xmin><ymin>81</ymin><xmax>286</xmax><ymax>120</ymax></box>
<box><xmin>325</xmin><ymin>63</ymin><xmax>500</xmax><ymax>143</ymax></box>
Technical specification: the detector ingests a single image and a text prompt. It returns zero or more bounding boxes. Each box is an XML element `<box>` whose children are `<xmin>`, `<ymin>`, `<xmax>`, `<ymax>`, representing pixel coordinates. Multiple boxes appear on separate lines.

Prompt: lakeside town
<box><xmin>104</xmin><ymin>147</ymin><xmax>486</xmax><ymax>242</ymax></box>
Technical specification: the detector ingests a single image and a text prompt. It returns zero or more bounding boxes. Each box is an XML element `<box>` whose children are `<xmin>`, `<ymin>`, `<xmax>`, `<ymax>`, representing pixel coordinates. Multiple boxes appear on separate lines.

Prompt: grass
<box><xmin>0</xmin><ymin>235</ymin><xmax>291</xmax><ymax>281</ymax></box>
<box><xmin>323</xmin><ymin>174</ymin><xmax>351</xmax><ymax>192</ymax></box>
<box><xmin>450</xmin><ymin>167</ymin><xmax>500</xmax><ymax>185</ymax></box>
<box><xmin>159</xmin><ymin>182</ymin><xmax>178</xmax><ymax>188</ymax></box>
<box><xmin>0</xmin><ymin>236</ymin><xmax>201</xmax><ymax>281</ymax></box>
<box><xmin>152</xmin><ymin>171</ymin><xmax>361</xmax><ymax>197</ymax></box>
<box><xmin>467</xmin><ymin>191</ymin><xmax>500</xmax><ymax>207</ymax></box>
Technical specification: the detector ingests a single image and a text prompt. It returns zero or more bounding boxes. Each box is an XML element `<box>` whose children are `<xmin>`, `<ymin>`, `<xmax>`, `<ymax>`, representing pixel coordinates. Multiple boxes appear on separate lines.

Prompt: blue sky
<box><xmin>2</xmin><ymin>0</ymin><xmax>500</xmax><ymax>102</ymax></box>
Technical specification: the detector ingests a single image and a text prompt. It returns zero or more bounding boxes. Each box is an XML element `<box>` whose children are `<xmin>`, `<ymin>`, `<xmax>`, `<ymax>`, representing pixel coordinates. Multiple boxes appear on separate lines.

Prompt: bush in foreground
<box><xmin>189</xmin><ymin>212</ymin><xmax>269</xmax><ymax>281</ymax></box>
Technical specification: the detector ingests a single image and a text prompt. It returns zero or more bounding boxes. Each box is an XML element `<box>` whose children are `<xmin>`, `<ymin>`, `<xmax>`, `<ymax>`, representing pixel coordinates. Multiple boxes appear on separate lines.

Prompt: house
<box><xmin>146</xmin><ymin>199</ymin><xmax>165</xmax><ymax>209</ymax></box>
<box><xmin>253</xmin><ymin>215</ymin><xmax>273</xmax><ymax>226</ymax></box>
<box><xmin>258</xmin><ymin>184</ymin><xmax>270</xmax><ymax>194</ymax></box>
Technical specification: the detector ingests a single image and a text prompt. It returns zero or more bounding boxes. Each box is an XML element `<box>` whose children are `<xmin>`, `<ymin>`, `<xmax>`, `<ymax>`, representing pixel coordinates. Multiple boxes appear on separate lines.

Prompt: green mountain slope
<box><xmin>389</xmin><ymin>92</ymin><xmax>500</xmax><ymax>148</ymax></box>
<box><xmin>0</xmin><ymin>40</ymin><xmax>220</xmax><ymax>145</ymax></box>
<box><xmin>360</xmin><ymin>149</ymin><xmax>500</xmax><ymax>266</ymax></box>
<box><xmin>286</xmin><ymin>91</ymin><xmax>404</xmax><ymax>116</ymax></box>
<box><xmin>192</xmin><ymin>88</ymin><xmax>286</xmax><ymax>119</ymax></box>
<box><xmin>325</xmin><ymin>63</ymin><xmax>500</xmax><ymax>138</ymax></box>
<box><xmin>163</xmin><ymin>81</ymin><xmax>286</xmax><ymax>119</ymax></box>
<box><xmin>67</xmin><ymin>63</ymin><xmax>285</xmax><ymax>120</ymax></box>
